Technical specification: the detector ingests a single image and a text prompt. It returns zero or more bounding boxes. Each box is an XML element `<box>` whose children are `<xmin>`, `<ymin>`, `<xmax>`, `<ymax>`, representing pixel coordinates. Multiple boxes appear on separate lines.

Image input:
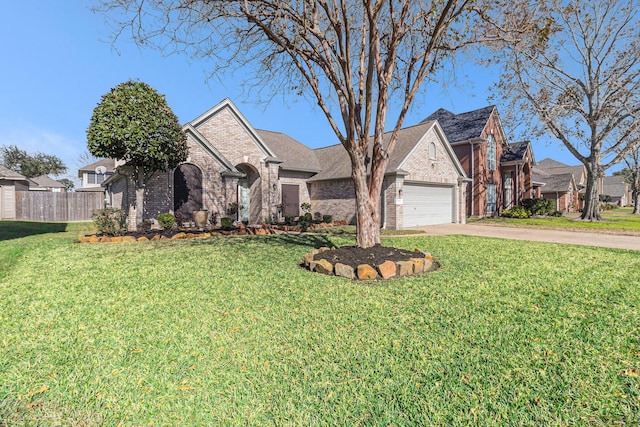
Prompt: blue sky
<box><xmin>0</xmin><ymin>2</ymin><xmax>585</xmax><ymax>186</ymax></box>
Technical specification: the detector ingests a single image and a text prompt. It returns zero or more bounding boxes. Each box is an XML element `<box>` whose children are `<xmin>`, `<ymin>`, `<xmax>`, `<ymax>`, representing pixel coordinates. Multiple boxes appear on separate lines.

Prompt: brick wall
<box><xmin>309</xmin><ymin>179</ymin><xmax>357</xmax><ymax>224</ymax></box>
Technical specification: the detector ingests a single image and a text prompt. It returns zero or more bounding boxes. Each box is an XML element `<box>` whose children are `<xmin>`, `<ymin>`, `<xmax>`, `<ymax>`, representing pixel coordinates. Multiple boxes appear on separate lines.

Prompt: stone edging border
<box><xmin>302</xmin><ymin>247</ymin><xmax>436</xmax><ymax>280</ymax></box>
<box><xmin>77</xmin><ymin>221</ymin><xmax>351</xmax><ymax>243</ymax></box>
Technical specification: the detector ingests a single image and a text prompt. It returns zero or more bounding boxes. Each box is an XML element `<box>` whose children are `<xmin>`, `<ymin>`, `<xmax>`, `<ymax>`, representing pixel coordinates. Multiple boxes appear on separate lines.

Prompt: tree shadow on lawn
<box><xmin>0</xmin><ymin>221</ymin><xmax>68</xmax><ymax>242</ymax></box>
<box><xmin>177</xmin><ymin>232</ymin><xmax>343</xmax><ymax>251</ymax></box>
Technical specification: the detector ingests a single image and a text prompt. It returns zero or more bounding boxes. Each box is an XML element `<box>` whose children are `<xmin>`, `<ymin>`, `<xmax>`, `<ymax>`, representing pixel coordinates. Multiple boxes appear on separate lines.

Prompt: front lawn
<box><xmin>0</xmin><ymin>223</ymin><xmax>638</xmax><ymax>425</ymax></box>
<box><xmin>474</xmin><ymin>207</ymin><xmax>640</xmax><ymax>233</ymax></box>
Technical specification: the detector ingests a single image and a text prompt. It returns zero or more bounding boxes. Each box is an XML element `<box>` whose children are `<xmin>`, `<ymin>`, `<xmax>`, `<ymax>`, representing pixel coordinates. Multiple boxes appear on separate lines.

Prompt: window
<box><xmin>486</xmin><ymin>134</ymin><xmax>496</xmax><ymax>171</ymax></box>
<box><xmin>429</xmin><ymin>142</ymin><xmax>437</xmax><ymax>160</ymax></box>
<box><xmin>487</xmin><ymin>184</ymin><xmax>497</xmax><ymax>214</ymax></box>
<box><xmin>87</xmin><ymin>172</ymin><xmax>110</xmax><ymax>185</ymax></box>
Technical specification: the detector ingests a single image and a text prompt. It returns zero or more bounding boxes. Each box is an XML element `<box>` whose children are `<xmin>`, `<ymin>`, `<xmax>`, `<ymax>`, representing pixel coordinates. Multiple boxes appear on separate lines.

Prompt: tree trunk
<box><xmin>133</xmin><ymin>167</ymin><xmax>145</xmax><ymax>231</ymax></box>
<box><xmin>633</xmin><ymin>188</ymin><xmax>639</xmax><ymax>215</ymax></box>
<box><xmin>580</xmin><ymin>163</ymin><xmax>602</xmax><ymax>221</ymax></box>
<box><xmin>352</xmin><ymin>157</ymin><xmax>380</xmax><ymax>248</ymax></box>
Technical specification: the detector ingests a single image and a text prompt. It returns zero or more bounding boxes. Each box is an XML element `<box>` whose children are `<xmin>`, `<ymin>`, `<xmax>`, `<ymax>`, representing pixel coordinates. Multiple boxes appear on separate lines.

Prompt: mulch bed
<box><xmin>313</xmin><ymin>245</ymin><xmax>421</xmax><ymax>270</ymax></box>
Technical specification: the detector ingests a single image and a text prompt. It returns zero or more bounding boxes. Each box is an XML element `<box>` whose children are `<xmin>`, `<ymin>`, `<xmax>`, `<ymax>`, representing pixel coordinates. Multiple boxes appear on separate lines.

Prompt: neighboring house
<box><xmin>77</xmin><ymin>158</ymin><xmax>118</xmax><ymax>192</ymax></box>
<box><xmin>0</xmin><ymin>165</ymin><xmax>29</xmax><ymax>219</ymax></box>
<box><xmin>532</xmin><ymin>169</ymin><xmax>579</xmax><ymax>212</ymax></box>
<box><xmin>602</xmin><ymin>175</ymin><xmax>631</xmax><ymax>206</ymax></box>
<box><xmin>422</xmin><ymin>106</ymin><xmax>536</xmax><ymax>217</ymax></box>
<box><xmin>534</xmin><ymin>158</ymin><xmax>592</xmax><ymax>212</ymax></box>
<box><xmin>103</xmin><ymin>98</ymin><xmax>468</xmax><ymax>230</ymax></box>
<box><xmin>28</xmin><ymin>175</ymin><xmax>66</xmax><ymax>192</ymax></box>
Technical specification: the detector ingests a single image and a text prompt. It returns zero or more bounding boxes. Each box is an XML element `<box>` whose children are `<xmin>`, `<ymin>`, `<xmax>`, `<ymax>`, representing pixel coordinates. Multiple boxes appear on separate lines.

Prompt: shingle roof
<box><xmin>535</xmin><ymin>158</ymin><xmax>586</xmax><ymax>185</ymax></box>
<box><xmin>29</xmin><ymin>175</ymin><xmax>65</xmax><ymax>188</ymax></box>
<box><xmin>78</xmin><ymin>158</ymin><xmax>118</xmax><ymax>177</ymax></box>
<box><xmin>256</xmin><ymin>130</ymin><xmax>321</xmax><ymax>173</ymax></box>
<box><xmin>309</xmin><ymin>121</ymin><xmax>436</xmax><ymax>182</ymax></box>
<box><xmin>501</xmin><ymin>141</ymin><xmax>530</xmax><ymax>163</ymax></box>
<box><xmin>534</xmin><ymin>172</ymin><xmax>575</xmax><ymax>192</ymax></box>
<box><xmin>603</xmin><ymin>175</ymin><xmax>628</xmax><ymax>197</ymax></box>
<box><xmin>0</xmin><ymin>165</ymin><xmax>27</xmax><ymax>181</ymax></box>
<box><xmin>536</xmin><ymin>158</ymin><xmax>568</xmax><ymax>169</ymax></box>
<box><xmin>421</xmin><ymin>106</ymin><xmax>495</xmax><ymax>144</ymax></box>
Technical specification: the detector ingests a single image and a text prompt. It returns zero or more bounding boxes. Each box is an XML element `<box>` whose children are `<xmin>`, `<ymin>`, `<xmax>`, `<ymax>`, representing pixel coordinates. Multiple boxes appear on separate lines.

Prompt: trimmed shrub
<box><xmin>157</xmin><ymin>213</ymin><xmax>175</xmax><ymax>230</ymax></box>
<box><xmin>302</xmin><ymin>212</ymin><xmax>313</xmax><ymax>222</ymax></box>
<box><xmin>284</xmin><ymin>215</ymin><xmax>295</xmax><ymax>225</ymax></box>
<box><xmin>220</xmin><ymin>217</ymin><xmax>234</xmax><ymax>229</ymax></box>
<box><xmin>522</xmin><ymin>198</ymin><xmax>554</xmax><ymax>216</ymax></box>
<box><xmin>297</xmin><ymin>219</ymin><xmax>310</xmax><ymax>231</ymax></box>
<box><xmin>92</xmin><ymin>208</ymin><xmax>126</xmax><ymax>236</ymax></box>
<box><xmin>501</xmin><ymin>206</ymin><xmax>531</xmax><ymax>219</ymax></box>
<box><xmin>322</xmin><ymin>214</ymin><xmax>333</xmax><ymax>223</ymax></box>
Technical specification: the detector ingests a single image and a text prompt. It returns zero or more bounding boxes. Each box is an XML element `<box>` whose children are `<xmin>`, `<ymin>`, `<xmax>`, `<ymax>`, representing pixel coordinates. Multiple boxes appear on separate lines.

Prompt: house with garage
<box><xmin>101</xmin><ymin>98</ymin><xmax>468</xmax><ymax>230</ymax></box>
<box><xmin>422</xmin><ymin>106</ymin><xmax>536</xmax><ymax>217</ymax></box>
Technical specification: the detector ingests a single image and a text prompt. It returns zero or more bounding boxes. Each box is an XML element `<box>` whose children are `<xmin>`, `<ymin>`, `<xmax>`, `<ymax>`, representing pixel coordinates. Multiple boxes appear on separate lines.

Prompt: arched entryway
<box><xmin>174</xmin><ymin>164</ymin><xmax>203</xmax><ymax>220</ymax></box>
<box><xmin>235</xmin><ymin>164</ymin><xmax>261</xmax><ymax>224</ymax></box>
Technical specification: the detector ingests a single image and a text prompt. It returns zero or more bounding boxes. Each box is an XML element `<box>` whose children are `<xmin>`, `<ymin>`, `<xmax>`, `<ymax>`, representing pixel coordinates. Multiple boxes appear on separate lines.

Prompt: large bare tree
<box><xmin>619</xmin><ymin>144</ymin><xmax>640</xmax><ymax>214</ymax></box>
<box><xmin>98</xmin><ymin>0</ymin><xmax>528</xmax><ymax>247</ymax></box>
<box><xmin>493</xmin><ymin>0</ymin><xmax>640</xmax><ymax>221</ymax></box>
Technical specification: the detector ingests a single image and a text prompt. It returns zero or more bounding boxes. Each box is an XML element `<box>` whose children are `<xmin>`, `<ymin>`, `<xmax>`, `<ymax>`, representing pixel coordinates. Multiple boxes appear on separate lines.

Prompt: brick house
<box><xmin>423</xmin><ymin>106</ymin><xmax>536</xmax><ymax>217</ymax></box>
<box><xmin>534</xmin><ymin>158</ymin><xmax>590</xmax><ymax>212</ymax></box>
<box><xmin>102</xmin><ymin>98</ymin><xmax>468</xmax><ymax>230</ymax></box>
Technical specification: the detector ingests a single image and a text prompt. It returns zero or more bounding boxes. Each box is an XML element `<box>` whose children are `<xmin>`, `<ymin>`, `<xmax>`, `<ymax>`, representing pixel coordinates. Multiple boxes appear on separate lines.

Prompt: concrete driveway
<box><xmin>413</xmin><ymin>223</ymin><xmax>640</xmax><ymax>251</ymax></box>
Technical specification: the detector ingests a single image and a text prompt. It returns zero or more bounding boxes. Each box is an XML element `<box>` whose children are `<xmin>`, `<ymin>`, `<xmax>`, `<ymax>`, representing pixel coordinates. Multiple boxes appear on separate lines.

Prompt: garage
<box><xmin>402</xmin><ymin>183</ymin><xmax>454</xmax><ymax>228</ymax></box>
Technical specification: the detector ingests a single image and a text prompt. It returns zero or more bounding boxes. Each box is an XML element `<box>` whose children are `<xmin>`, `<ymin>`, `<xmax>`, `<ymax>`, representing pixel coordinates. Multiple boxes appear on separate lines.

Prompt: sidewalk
<box><xmin>413</xmin><ymin>223</ymin><xmax>640</xmax><ymax>251</ymax></box>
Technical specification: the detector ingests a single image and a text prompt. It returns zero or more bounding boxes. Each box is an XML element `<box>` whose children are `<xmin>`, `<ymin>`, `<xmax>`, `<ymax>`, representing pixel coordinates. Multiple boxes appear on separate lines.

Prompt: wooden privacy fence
<box><xmin>15</xmin><ymin>191</ymin><xmax>104</xmax><ymax>222</ymax></box>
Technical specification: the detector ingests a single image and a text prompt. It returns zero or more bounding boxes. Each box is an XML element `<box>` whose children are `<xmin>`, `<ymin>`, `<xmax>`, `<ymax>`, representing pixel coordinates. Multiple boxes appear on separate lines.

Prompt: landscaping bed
<box><xmin>78</xmin><ymin>220</ymin><xmax>349</xmax><ymax>243</ymax></box>
<box><xmin>303</xmin><ymin>244</ymin><xmax>436</xmax><ymax>280</ymax></box>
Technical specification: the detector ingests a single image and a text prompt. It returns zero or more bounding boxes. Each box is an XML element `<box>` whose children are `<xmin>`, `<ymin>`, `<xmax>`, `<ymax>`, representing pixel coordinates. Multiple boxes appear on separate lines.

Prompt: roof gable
<box><xmin>183</xmin><ymin>124</ymin><xmax>241</xmax><ymax>174</ymax></box>
<box><xmin>0</xmin><ymin>165</ymin><xmax>27</xmax><ymax>181</ymax></box>
<box><xmin>422</xmin><ymin>105</ymin><xmax>496</xmax><ymax>144</ymax></box>
<box><xmin>310</xmin><ymin>120</ymin><xmax>466</xmax><ymax>181</ymax></box>
<box><xmin>501</xmin><ymin>141</ymin><xmax>533</xmax><ymax>163</ymax></box>
<box><xmin>189</xmin><ymin>98</ymin><xmax>277</xmax><ymax>159</ymax></box>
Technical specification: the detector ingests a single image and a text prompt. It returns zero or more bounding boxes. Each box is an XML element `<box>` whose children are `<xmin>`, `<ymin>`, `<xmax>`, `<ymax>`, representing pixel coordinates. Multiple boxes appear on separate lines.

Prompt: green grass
<box><xmin>1</xmin><ymin>222</ymin><xmax>639</xmax><ymax>425</ymax></box>
<box><xmin>315</xmin><ymin>225</ymin><xmax>425</xmax><ymax>236</ymax></box>
<box><xmin>474</xmin><ymin>207</ymin><xmax>640</xmax><ymax>232</ymax></box>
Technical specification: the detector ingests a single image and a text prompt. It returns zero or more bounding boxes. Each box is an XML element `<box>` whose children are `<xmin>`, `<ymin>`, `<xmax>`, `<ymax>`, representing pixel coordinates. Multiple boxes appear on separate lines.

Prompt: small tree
<box><xmin>86</xmin><ymin>80</ymin><xmax>188</xmax><ymax>229</ymax></box>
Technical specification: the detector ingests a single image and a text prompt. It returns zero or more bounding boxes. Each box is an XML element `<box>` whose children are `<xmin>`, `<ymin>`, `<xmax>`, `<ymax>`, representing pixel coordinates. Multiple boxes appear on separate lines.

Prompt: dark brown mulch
<box><xmin>313</xmin><ymin>244</ymin><xmax>422</xmax><ymax>270</ymax></box>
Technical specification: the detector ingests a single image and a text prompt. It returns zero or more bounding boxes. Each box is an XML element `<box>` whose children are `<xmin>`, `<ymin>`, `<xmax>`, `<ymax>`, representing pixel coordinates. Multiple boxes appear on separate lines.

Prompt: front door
<box><xmin>238</xmin><ymin>179</ymin><xmax>250</xmax><ymax>223</ymax></box>
<box><xmin>281</xmin><ymin>184</ymin><xmax>299</xmax><ymax>217</ymax></box>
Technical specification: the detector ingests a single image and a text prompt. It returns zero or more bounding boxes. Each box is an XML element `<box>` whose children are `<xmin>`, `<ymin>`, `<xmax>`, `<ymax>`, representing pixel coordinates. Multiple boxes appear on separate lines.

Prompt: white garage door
<box><xmin>403</xmin><ymin>183</ymin><xmax>454</xmax><ymax>228</ymax></box>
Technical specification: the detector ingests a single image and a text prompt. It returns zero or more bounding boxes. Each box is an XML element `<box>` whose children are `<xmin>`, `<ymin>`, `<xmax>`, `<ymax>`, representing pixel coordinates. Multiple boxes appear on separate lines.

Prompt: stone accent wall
<box><xmin>309</xmin><ymin>179</ymin><xmax>357</xmax><ymax>224</ymax></box>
